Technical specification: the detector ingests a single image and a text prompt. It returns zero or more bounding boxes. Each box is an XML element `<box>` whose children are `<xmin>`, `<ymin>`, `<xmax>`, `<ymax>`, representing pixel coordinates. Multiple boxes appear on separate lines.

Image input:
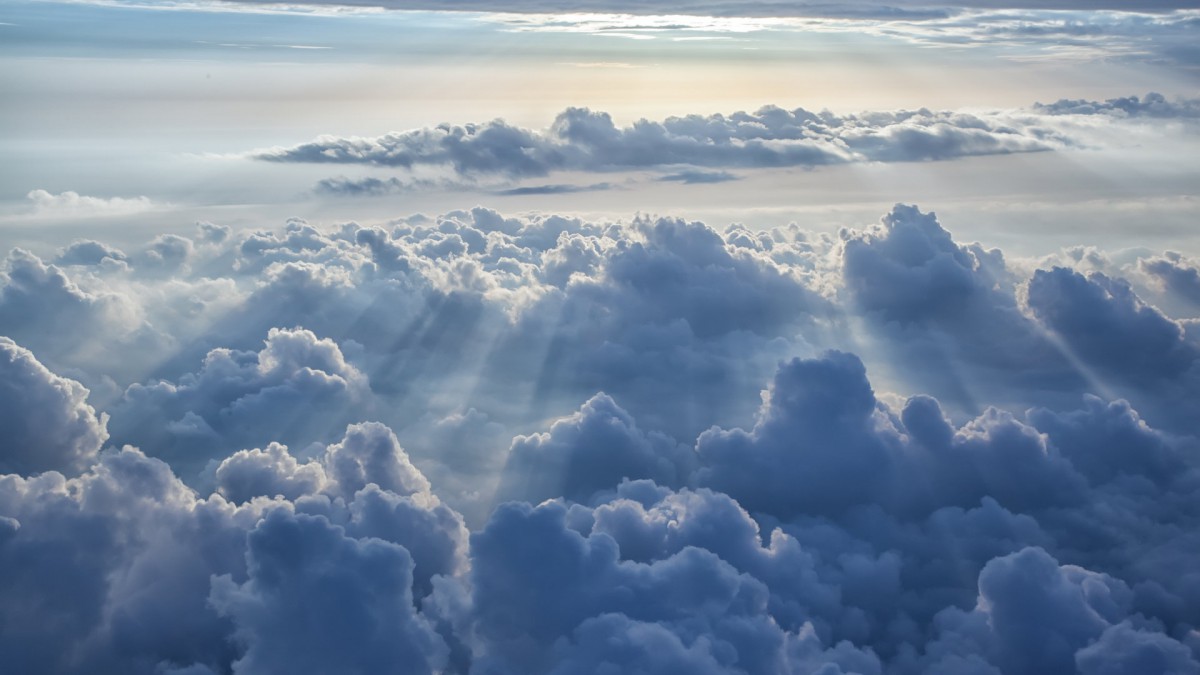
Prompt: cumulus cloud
<box><xmin>840</xmin><ymin>204</ymin><xmax>1082</xmax><ymax>415</ymax></box>
<box><xmin>209</xmin><ymin>509</ymin><xmax>449</xmax><ymax>675</ymax></box>
<box><xmin>1025</xmin><ymin>266</ymin><xmax>1200</xmax><ymax>428</ymax></box>
<box><xmin>696</xmin><ymin>350</ymin><xmax>1091</xmax><ymax>520</ymax></box>
<box><xmin>109</xmin><ymin>327</ymin><xmax>371</xmax><ymax>478</ymax></box>
<box><xmin>496</xmin><ymin>392</ymin><xmax>695</xmax><ymax>504</ymax></box>
<box><xmin>55</xmin><ymin>240</ymin><xmax>128</xmax><ymax>267</ymax></box>
<box><xmin>450</xmin><ymin>498</ymin><xmax>820</xmax><ymax>674</ymax></box>
<box><xmin>0</xmin><ymin>248</ymin><xmax>146</xmax><ymax>360</ymax></box>
<box><xmin>1140</xmin><ymin>252</ymin><xmax>1200</xmax><ymax>311</ymax></box>
<box><xmin>256</xmin><ymin>103</ymin><xmax>1068</xmax><ymax>181</ymax></box>
<box><xmin>0</xmin><ymin>337</ymin><xmax>108</xmax><ymax>475</ymax></box>
<box><xmin>0</xmin><ymin>421</ymin><xmax>466</xmax><ymax>673</ymax></box>
<box><xmin>3</xmin><ymin>200</ymin><xmax>1200</xmax><ymax>673</ymax></box>
<box><xmin>921</xmin><ymin>546</ymin><xmax>1138</xmax><ymax>674</ymax></box>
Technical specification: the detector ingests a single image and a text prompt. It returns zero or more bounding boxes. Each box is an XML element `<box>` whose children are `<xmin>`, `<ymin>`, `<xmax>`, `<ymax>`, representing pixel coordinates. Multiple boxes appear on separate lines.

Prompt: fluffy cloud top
<box><xmin>0</xmin><ymin>337</ymin><xmax>108</xmax><ymax>475</ymax></box>
<box><xmin>209</xmin><ymin>509</ymin><xmax>449</xmax><ymax>675</ymax></box>
<box><xmin>3</xmin><ymin>200</ymin><xmax>1200</xmax><ymax>674</ymax></box>
<box><xmin>108</xmin><ymin>327</ymin><xmax>370</xmax><ymax>478</ymax></box>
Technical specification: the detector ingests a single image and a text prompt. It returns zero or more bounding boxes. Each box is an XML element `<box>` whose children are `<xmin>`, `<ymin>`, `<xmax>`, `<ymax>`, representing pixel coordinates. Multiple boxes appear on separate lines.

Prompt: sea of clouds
<box><xmin>2</xmin><ymin>189</ymin><xmax>1199</xmax><ymax>674</ymax></box>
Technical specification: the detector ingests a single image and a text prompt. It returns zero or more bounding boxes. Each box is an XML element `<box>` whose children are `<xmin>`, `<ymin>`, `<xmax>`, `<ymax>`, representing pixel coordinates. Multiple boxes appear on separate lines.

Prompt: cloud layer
<box><xmin>3</xmin><ymin>201</ymin><xmax>1200</xmax><ymax>674</ymax></box>
<box><xmin>253</xmin><ymin>95</ymin><xmax>1200</xmax><ymax>195</ymax></box>
<box><xmin>255</xmin><ymin>103</ymin><xmax>1077</xmax><ymax>183</ymax></box>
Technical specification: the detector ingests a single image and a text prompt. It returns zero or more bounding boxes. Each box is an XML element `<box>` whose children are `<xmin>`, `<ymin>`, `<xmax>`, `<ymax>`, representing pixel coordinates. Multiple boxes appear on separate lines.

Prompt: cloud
<box><xmin>124</xmin><ymin>2</ymin><xmax>1200</xmax><ymax>71</ymax></box>
<box><xmin>496</xmin><ymin>392</ymin><xmax>695</xmax><ymax>504</ymax></box>
<box><xmin>0</xmin><ymin>337</ymin><xmax>108</xmax><ymax>475</ymax></box>
<box><xmin>840</xmin><ymin>204</ymin><xmax>1082</xmax><ymax>415</ymax></box>
<box><xmin>108</xmin><ymin>327</ymin><xmax>371</xmax><ymax>478</ymax></box>
<box><xmin>213</xmin><ymin>421</ymin><xmax>468</xmax><ymax>596</ymax></box>
<box><xmin>449</xmin><ymin>498</ymin><xmax>821</xmax><ymax>674</ymax></box>
<box><xmin>208</xmin><ymin>509</ymin><xmax>449</xmax><ymax>675</ymax></box>
<box><xmin>0</xmin><ymin>249</ymin><xmax>136</xmax><ymax>348</ymax></box>
<box><xmin>872</xmin><ymin>12</ymin><xmax>1200</xmax><ymax>65</ymax></box>
<box><xmin>55</xmin><ymin>240</ymin><xmax>128</xmax><ymax>267</ymax></box>
<box><xmin>921</xmin><ymin>546</ymin><xmax>1133</xmax><ymax>674</ymax></box>
<box><xmin>493</xmin><ymin>181</ymin><xmax>616</xmax><ymax>196</ymax></box>
<box><xmin>695</xmin><ymin>350</ymin><xmax>1089</xmax><ymax>520</ymax></box>
<box><xmin>313</xmin><ymin>175</ymin><xmax>480</xmax><ymax>196</ymax></box>
<box><xmin>1</xmin><ymin>417</ymin><xmax>466</xmax><ymax>673</ymax></box>
<box><xmin>0</xmin><ymin>248</ymin><xmax>168</xmax><ymax>398</ymax></box>
<box><xmin>25</xmin><ymin>189</ymin><xmax>156</xmax><ymax>217</ymax></box>
<box><xmin>2</xmin><ymin>200</ymin><xmax>1200</xmax><ymax>673</ymax></box>
<box><xmin>1035</xmin><ymin>92</ymin><xmax>1200</xmax><ymax>118</ymax></box>
<box><xmin>255</xmin><ymin>103</ymin><xmax>1071</xmax><ymax>180</ymax></box>
<box><xmin>1076</xmin><ymin>622</ymin><xmax>1200</xmax><ymax>675</ymax></box>
<box><xmin>1140</xmin><ymin>252</ymin><xmax>1200</xmax><ymax>311</ymax></box>
<box><xmin>1025</xmin><ymin>266</ymin><xmax>1200</xmax><ymax>427</ymax></box>
<box><xmin>128</xmin><ymin>1</ymin><xmax>1200</xmax><ymax>19</ymax></box>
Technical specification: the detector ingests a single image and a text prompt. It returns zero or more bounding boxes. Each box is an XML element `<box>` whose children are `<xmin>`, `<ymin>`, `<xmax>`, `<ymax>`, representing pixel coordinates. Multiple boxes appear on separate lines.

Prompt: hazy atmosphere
<box><xmin>2</xmin><ymin>0</ymin><xmax>1200</xmax><ymax>673</ymax></box>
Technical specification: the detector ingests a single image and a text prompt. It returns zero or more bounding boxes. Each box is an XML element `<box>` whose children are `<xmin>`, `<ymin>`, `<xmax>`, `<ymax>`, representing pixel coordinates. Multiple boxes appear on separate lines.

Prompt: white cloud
<box><xmin>26</xmin><ymin>189</ymin><xmax>157</xmax><ymax>217</ymax></box>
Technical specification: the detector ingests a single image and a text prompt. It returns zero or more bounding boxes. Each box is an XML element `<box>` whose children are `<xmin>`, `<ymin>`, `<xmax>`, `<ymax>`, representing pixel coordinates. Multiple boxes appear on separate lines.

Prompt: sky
<box><xmin>2</xmin><ymin>1</ymin><xmax>1200</xmax><ymax>674</ymax></box>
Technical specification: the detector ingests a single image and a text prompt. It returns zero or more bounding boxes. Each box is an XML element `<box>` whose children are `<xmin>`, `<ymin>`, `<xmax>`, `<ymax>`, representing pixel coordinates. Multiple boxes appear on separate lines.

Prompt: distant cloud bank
<box><xmin>256</xmin><ymin>104</ymin><xmax>1065</xmax><ymax>177</ymax></box>
<box><xmin>253</xmin><ymin>94</ymin><xmax>1198</xmax><ymax>194</ymax></box>
<box><xmin>25</xmin><ymin>189</ymin><xmax>156</xmax><ymax>216</ymax></box>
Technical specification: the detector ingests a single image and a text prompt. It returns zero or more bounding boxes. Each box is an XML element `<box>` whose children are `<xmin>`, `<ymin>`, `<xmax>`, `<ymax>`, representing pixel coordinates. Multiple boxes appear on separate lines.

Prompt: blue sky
<box><xmin>2</xmin><ymin>2</ymin><xmax>1200</xmax><ymax>675</ymax></box>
